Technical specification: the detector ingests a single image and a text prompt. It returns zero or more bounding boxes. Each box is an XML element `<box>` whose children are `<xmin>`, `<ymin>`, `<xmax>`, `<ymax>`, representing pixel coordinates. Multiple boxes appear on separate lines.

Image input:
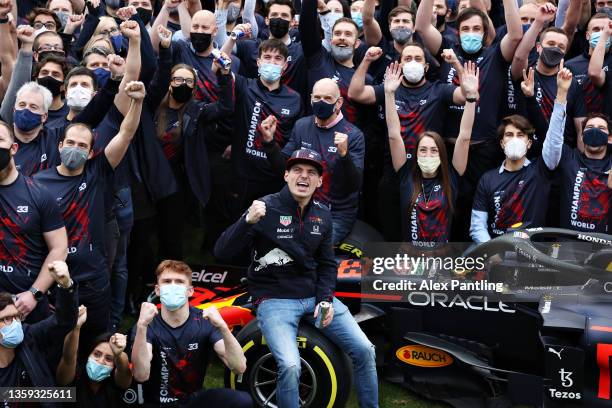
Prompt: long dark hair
<box><xmin>409</xmin><ymin>131</ymin><xmax>454</xmax><ymax>213</ymax></box>
<box><xmin>155</xmin><ymin>63</ymin><xmax>196</xmax><ymax>143</ymax></box>
<box><xmin>75</xmin><ymin>332</ymin><xmax>117</xmax><ymax>407</ymax></box>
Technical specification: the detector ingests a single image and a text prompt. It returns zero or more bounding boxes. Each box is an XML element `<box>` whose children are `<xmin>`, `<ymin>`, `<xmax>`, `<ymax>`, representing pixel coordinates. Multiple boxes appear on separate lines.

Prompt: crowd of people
<box><xmin>0</xmin><ymin>0</ymin><xmax>611</xmax><ymax>406</ymax></box>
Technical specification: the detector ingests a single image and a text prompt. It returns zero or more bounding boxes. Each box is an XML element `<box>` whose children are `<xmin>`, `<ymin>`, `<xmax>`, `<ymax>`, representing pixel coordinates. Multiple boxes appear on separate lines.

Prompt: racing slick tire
<box><xmin>225</xmin><ymin>319</ymin><xmax>352</xmax><ymax>408</ymax></box>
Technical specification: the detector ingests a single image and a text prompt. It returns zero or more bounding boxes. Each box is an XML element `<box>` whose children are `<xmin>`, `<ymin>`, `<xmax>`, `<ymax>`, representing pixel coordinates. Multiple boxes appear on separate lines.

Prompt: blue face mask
<box><xmin>110</xmin><ymin>33</ymin><xmax>124</xmax><ymax>54</ymax></box>
<box><xmin>589</xmin><ymin>32</ymin><xmax>611</xmax><ymax>50</ymax></box>
<box><xmin>159</xmin><ymin>284</ymin><xmax>188</xmax><ymax>311</ymax></box>
<box><xmin>460</xmin><ymin>33</ymin><xmax>483</xmax><ymax>54</ymax></box>
<box><xmin>522</xmin><ymin>23</ymin><xmax>531</xmax><ymax>33</ymax></box>
<box><xmin>92</xmin><ymin>68</ymin><xmax>111</xmax><ymax>88</ymax></box>
<box><xmin>351</xmin><ymin>12</ymin><xmax>363</xmax><ymax>29</ymax></box>
<box><xmin>0</xmin><ymin>319</ymin><xmax>24</xmax><ymax>349</ymax></box>
<box><xmin>258</xmin><ymin>63</ymin><xmax>282</xmax><ymax>83</ymax></box>
<box><xmin>86</xmin><ymin>357</ymin><xmax>113</xmax><ymax>382</ymax></box>
<box><xmin>583</xmin><ymin>127</ymin><xmax>609</xmax><ymax>147</ymax></box>
<box><xmin>14</xmin><ymin>108</ymin><xmax>43</xmax><ymax>132</ymax></box>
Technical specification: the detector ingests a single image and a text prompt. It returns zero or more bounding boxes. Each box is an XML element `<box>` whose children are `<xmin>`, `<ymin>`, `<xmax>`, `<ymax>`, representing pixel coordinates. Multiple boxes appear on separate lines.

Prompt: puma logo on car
<box><xmin>548</xmin><ymin>347</ymin><xmax>564</xmax><ymax>360</ymax></box>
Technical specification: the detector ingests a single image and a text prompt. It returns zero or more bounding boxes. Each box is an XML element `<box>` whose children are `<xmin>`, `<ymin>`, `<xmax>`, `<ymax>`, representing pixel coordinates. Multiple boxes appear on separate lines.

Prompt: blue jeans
<box><xmin>110</xmin><ymin>187</ymin><xmax>133</xmax><ymax>331</ymax></box>
<box><xmin>332</xmin><ymin>211</ymin><xmax>356</xmax><ymax>245</ymax></box>
<box><xmin>257</xmin><ymin>297</ymin><xmax>378</xmax><ymax>408</ymax></box>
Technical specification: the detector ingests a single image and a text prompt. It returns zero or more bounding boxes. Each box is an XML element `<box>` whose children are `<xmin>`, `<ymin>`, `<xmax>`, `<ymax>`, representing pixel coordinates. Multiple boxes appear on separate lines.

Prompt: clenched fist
<box><xmin>334</xmin><ymin>132</ymin><xmax>348</xmax><ymax>157</ymax></box>
<box><xmin>110</xmin><ymin>333</ymin><xmax>127</xmax><ymax>356</ymax></box>
<box><xmin>259</xmin><ymin>115</ymin><xmax>277</xmax><ymax>143</ymax></box>
<box><xmin>49</xmin><ymin>261</ymin><xmax>72</xmax><ymax>288</ymax></box>
<box><xmin>246</xmin><ymin>200</ymin><xmax>266</xmax><ymax>224</ymax></box>
<box><xmin>364</xmin><ymin>47</ymin><xmax>383</xmax><ymax>62</ymax></box>
<box><xmin>202</xmin><ymin>306</ymin><xmax>228</xmax><ymax>330</ymax></box>
<box><xmin>137</xmin><ymin>302</ymin><xmax>158</xmax><ymax>326</ymax></box>
<box><xmin>125</xmin><ymin>81</ymin><xmax>146</xmax><ymax>100</ymax></box>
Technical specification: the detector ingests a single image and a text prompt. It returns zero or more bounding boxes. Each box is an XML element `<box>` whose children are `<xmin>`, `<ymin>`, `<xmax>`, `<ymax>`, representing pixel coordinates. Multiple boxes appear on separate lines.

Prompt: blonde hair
<box><xmin>83</xmin><ymin>34</ymin><xmax>113</xmax><ymax>56</ymax></box>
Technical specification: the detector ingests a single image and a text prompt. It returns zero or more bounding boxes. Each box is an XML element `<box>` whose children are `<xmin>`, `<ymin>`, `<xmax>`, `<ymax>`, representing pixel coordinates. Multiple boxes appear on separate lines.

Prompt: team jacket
<box><xmin>214</xmin><ymin>186</ymin><xmax>337</xmax><ymax>303</ymax></box>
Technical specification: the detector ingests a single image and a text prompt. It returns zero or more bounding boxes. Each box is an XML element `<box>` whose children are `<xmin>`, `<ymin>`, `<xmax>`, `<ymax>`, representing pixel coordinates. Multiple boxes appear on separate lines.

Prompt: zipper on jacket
<box><xmin>296</xmin><ymin>207</ymin><xmax>303</xmax><ymax>233</ymax></box>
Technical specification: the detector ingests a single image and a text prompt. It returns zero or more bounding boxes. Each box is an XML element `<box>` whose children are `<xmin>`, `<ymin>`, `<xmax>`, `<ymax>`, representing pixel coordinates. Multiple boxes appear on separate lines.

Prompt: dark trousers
<box><xmin>377</xmin><ymin>175</ymin><xmax>403</xmax><ymax>242</ymax></box>
<box><xmin>78</xmin><ymin>275</ymin><xmax>111</xmax><ymax>355</ymax></box>
<box><xmin>181</xmin><ymin>388</ymin><xmax>252</xmax><ymax>408</ymax></box>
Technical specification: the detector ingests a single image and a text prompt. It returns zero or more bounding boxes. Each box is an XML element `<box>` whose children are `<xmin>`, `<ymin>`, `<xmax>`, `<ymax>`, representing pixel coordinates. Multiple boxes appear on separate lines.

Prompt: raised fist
<box><xmin>48</xmin><ymin>261</ymin><xmax>71</xmax><ymax>288</ymax></box>
<box><xmin>202</xmin><ymin>306</ymin><xmax>228</xmax><ymax>330</ymax></box>
<box><xmin>334</xmin><ymin>132</ymin><xmax>348</xmax><ymax>157</ymax></box>
<box><xmin>108</xmin><ymin>54</ymin><xmax>126</xmax><ymax>77</ymax></box>
<box><xmin>125</xmin><ymin>81</ymin><xmax>146</xmax><ymax>100</ymax></box>
<box><xmin>259</xmin><ymin>115</ymin><xmax>277</xmax><ymax>143</ymax></box>
<box><xmin>137</xmin><ymin>302</ymin><xmax>158</xmax><ymax>326</ymax></box>
<box><xmin>120</xmin><ymin>20</ymin><xmax>140</xmax><ymax>40</ymax></box>
<box><xmin>364</xmin><ymin>47</ymin><xmax>383</xmax><ymax>62</ymax></box>
<box><xmin>16</xmin><ymin>25</ymin><xmax>35</xmax><ymax>45</ymax></box>
<box><xmin>109</xmin><ymin>333</ymin><xmax>127</xmax><ymax>356</ymax></box>
<box><xmin>158</xmin><ymin>25</ymin><xmax>172</xmax><ymax>49</ymax></box>
<box><xmin>246</xmin><ymin>200</ymin><xmax>266</xmax><ymax>224</ymax></box>
<box><xmin>116</xmin><ymin>6</ymin><xmax>137</xmax><ymax>21</ymax></box>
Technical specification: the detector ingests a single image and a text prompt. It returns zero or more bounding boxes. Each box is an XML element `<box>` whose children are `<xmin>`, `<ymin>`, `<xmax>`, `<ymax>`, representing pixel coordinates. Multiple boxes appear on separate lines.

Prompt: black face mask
<box><xmin>0</xmin><ymin>147</ymin><xmax>11</xmax><ymax>172</ymax></box>
<box><xmin>37</xmin><ymin>76</ymin><xmax>63</xmax><ymax>97</ymax></box>
<box><xmin>269</xmin><ymin>17</ymin><xmax>290</xmax><ymax>39</ymax></box>
<box><xmin>435</xmin><ymin>14</ymin><xmax>445</xmax><ymax>29</ymax></box>
<box><xmin>312</xmin><ymin>100</ymin><xmax>336</xmax><ymax>120</ymax></box>
<box><xmin>136</xmin><ymin>7</ymin><xmax>153</xmax><ymax>25</ymax></box>
<box><xmin>171</xmin><ymin>84</ymin><xmax>193</xmax><ymax>103</ymax></box>
<box><xmin>37</xmin><ymin>50</ymin><xmax>64</xmax><ymax>61</ymax></box>
<box><xmin>540</xmin><ymin>46</ymin><xmax>564</xmax><ymax>67</ymax></box>
<box><xmin>190</xmin><ymin>32</ymin><xmax>212</xmax><ymax>53</ymax></box>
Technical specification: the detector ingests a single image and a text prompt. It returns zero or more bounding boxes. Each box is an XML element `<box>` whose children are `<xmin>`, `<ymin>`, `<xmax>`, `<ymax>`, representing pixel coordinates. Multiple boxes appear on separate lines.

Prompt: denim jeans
<box><xmin>332</xmin><ymin>211</ymin><xmax>356</xmax><ymax>245</ymax></box>
<box><xmin>257</xmin><ymin>297</ymin><xmax>378</xmax><ymax>408</ymax></box>
<box><xmin>110</xmin><ymin>187</ymin><xmax>133</xmax><ymax>331</ymax></box>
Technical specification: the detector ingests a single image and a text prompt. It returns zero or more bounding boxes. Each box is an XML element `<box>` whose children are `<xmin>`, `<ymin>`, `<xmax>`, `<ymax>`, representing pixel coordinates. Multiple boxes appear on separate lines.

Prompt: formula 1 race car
<box><xmin>122</xmin><ymin>223</ymin><xmax>612</xmax><ymax>408</ymax></box>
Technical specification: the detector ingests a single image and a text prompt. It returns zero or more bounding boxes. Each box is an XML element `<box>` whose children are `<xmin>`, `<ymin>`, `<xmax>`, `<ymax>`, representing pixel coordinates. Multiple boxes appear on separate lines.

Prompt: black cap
<box><xmin>286</xmin><ymin>148</ymin><xmax>324</xmax><ymax>175</ymax></box>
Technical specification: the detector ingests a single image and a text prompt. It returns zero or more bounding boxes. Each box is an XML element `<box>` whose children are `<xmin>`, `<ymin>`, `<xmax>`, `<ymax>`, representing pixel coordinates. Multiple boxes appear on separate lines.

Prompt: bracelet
<box><xmin>466</xmin><ymin>96</ymin><xmax>477</xmax><ymax>103</ymax></box>
<box><xmin>58</xmin><ymin>279</ymin><xmax>74</xmax><ymax>290</ymax></box>
<box><xmin>0</xmin><ymin>15</ymin><xmax>8</xmax><ymax>24</ymax></box>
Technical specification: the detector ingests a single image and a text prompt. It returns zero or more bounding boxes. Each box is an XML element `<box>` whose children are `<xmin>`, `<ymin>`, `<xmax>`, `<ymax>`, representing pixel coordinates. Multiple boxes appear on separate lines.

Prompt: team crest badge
<box><xmin>280</xmin><ymin>216</ymin><xmax>292</xmax><ymax>226</ymax></box>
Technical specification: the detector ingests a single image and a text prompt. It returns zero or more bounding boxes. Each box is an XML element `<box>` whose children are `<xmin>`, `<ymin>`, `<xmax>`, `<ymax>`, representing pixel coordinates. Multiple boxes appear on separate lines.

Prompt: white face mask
<box><xmin>402</xmin><ymin>60</ymin><xmax>425</xmax><ymax>84</ymax></box>
<box><xmin>66</xmin><ymin>86</ymin><xmax>93</xmax><ymax>111</ymax></box>
<box><xmin>417</xmin><ymin>156</ymin><xmax>441</xmax><ymax>174</ymax></box>
<box><xmin>503</xmin><ymin>138</ymin><xmax>527</xmax><ymax>160</ymax></box>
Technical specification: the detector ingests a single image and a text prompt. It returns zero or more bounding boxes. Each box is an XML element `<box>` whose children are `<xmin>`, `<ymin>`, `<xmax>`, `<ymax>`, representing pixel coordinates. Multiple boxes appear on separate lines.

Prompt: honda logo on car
<box><xmin>395</xmin><ymin>345</ymin><xmax>453</xmax><ymax>368</ymax></box>
<box><xmin>192</xmin><ymin>269</ymin><xmax>228</xmax><ymax>283</ymax></box>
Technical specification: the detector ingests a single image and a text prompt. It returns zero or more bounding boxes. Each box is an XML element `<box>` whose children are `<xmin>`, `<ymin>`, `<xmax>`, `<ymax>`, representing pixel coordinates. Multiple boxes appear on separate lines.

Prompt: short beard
<box><xmin>0</xmin><ymin>161</ymin><xmax>14</xmax><ymax>183</ymax></box>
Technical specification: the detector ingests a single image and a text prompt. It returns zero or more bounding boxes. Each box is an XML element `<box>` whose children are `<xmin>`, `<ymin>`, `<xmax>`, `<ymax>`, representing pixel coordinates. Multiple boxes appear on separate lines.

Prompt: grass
<box><xmin>203</xmin><ymin>358</ymin><xmax>447</xmax><ymax>408</ymax></box>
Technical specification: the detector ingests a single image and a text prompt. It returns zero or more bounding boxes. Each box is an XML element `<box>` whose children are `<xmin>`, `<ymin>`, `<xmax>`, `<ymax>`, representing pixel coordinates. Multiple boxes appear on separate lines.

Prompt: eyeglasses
<box><xmin>33</xmin><ymin>22</ymin><xmax>57</xmax><ymax>30</ymax></box>
<box><xmin>100</xmin><ymin>27</ymin><xmax>120</xmax><ymax>36</ymax></box>
<box><xmin>36</xmin><ymin>44</ymin><xmax>65</xmax><ymax>54</ymax></box>
<box><xmin>171</xmin><ymin>77</ymin><xmax>195</xmax><ymax>86</ymax></box>
<box><xmin>0</xmin><ymin>315</ymin><xmax>21</xmax><ymax>325</ymax></box>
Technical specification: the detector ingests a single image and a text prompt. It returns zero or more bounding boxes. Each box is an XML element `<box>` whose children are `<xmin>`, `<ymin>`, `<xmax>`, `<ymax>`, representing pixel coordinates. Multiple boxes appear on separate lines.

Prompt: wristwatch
<box><xmin>28</xmin><ymin>286</ymin><xmax>43</xmax><ymax>301</ymax></box>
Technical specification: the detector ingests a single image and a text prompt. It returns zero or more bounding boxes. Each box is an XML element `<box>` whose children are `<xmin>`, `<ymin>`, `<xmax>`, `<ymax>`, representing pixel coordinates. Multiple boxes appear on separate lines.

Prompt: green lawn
<box><xmin>203</xmin><ymin>358</ymin><xmax>447</xmax><ymax>408</ymax></box>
